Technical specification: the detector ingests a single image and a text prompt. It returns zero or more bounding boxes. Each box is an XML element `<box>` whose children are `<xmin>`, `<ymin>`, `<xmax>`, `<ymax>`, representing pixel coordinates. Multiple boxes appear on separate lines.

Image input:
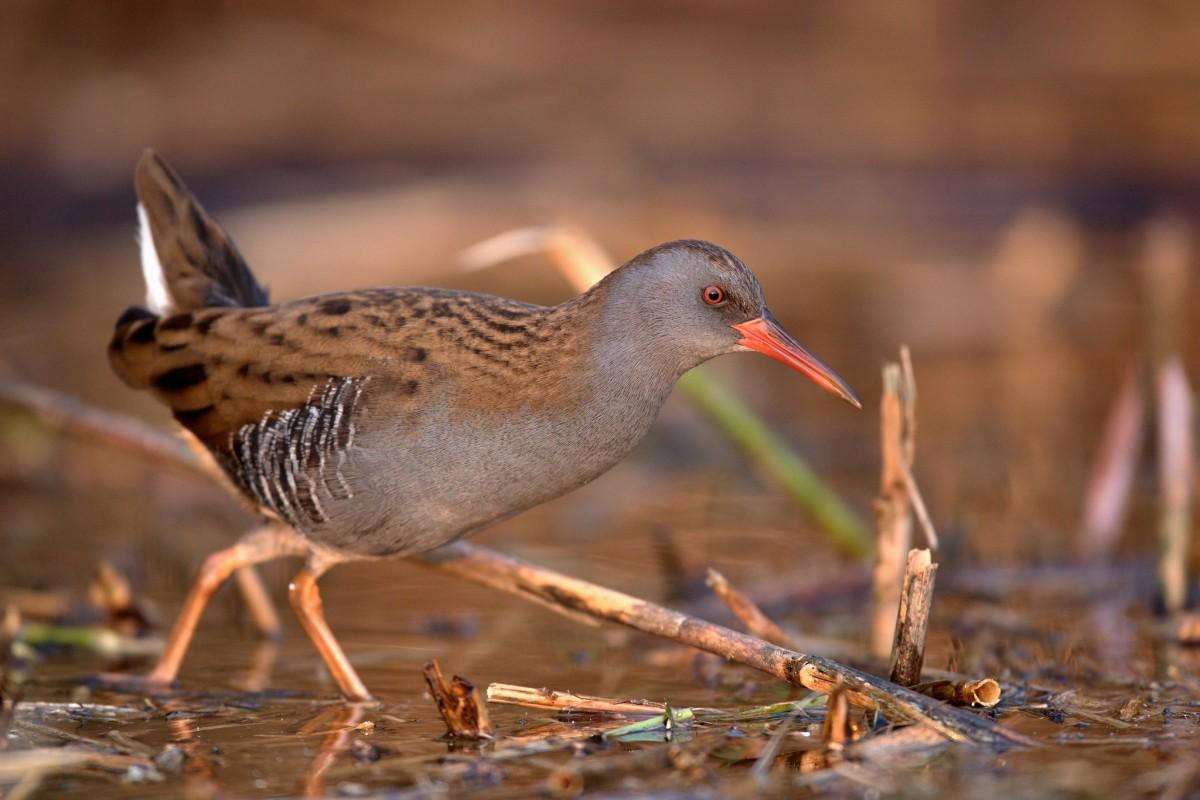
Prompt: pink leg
<box><xmin>288</xmin><ymin>563</ymin><xmax>372</xmax><ymax>701</ymax></box>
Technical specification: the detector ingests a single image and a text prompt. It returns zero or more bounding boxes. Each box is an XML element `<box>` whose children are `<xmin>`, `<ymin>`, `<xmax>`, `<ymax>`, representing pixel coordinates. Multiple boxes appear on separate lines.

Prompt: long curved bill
<box><xmin>733</xmin><ymin>310</ymin><xmax>862</xmax><ymax>409</ymax></box>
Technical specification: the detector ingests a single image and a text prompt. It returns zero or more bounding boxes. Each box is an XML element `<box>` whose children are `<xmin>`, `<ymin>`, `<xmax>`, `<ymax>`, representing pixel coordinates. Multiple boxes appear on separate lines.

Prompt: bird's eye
<box><xmin>702</xmin><ymin>285</ymin><xmax>727</xmax><ymax>306</ymax></box>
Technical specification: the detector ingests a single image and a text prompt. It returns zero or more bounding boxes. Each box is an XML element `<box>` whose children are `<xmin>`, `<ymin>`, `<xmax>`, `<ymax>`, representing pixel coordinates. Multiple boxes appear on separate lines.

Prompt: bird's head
<box><xmin>605</xmin><ymin>240</ymin><xmax>861</xmax><ymax>408</ymax></box>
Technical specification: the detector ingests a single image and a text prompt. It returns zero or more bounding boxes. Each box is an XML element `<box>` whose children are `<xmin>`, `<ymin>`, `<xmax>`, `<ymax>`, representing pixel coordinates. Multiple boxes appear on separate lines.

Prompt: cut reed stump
<box><xmin>422</xmin><ymin>660</ymin><xmax>493</xmax><ymax>739</ymax></box>
<box><xmin>912</xmin><ymin>679</ymin><xmax>1002</xmax><ymax>708</ymax></box>
<box><xmin>889</xmin><ymin>548</ymin><xmax>938</xmax><ymax>687</ymax></box>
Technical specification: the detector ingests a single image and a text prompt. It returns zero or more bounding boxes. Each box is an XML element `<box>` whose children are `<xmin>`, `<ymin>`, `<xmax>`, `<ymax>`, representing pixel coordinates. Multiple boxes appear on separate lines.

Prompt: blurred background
<box><xmin>4</xmin><ymin>4</ymin><xmax>1200</xmax><ymax>794</ymax></box>
<box><xmin>2</xmin><ymin>0</ymin><xmax>1200</xmax><ymax>718</ymax></box>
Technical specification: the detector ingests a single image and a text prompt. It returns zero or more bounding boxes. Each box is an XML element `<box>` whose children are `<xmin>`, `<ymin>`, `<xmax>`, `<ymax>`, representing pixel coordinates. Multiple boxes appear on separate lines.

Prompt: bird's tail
<box><xmin>109</xmin><ymin>150</ymin><xmax>269</xmax><ymax>389</ymax></box>
<box><xmin>132</xmin><ymin>149</ymin><xmax>268</xmax><ymax>313</ymax></box>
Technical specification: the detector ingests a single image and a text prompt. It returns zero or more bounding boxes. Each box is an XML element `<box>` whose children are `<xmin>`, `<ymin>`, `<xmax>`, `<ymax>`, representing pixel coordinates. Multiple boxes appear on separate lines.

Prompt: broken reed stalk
<box><xmin>0</xmin><ymin>377</ymin><xmax>1023</xmax><ymax>746</ymax></box>
<box><xmin>461</xmin><ymin>225</ymin><xmax>870</xmax><ymax>557</ymax></box>
<box><xmin>422</xmin><ymin>660</ymin><xmax>493</xmax><ymax>739</ymax></box>
<box><xmin>420</xmin><ymin>542</ymin><xmax>1027</xmax><ymax>748</ymax></box>
<box><xmin>1157</xmin><ymin>357</ymin><xmax>1194</xmax><ymax>614</ymax></box>
<box><xmin>1076</xmin><ymin>363</ymin><xmax>1145</xmax><ymax>561</ymax></box>
<box><xmin>1140</xmin><ymin>217</ymin><xmax>1195</xmax><ymax>614</ymax></box>
<box><xmin>486</xmin><ymin>684</ymin><xmax>666</xmax><ymax>716</ymax></box>
<box><xmin>888</xmin><ymin>548</ymin><xmax>937</xmax><ymax>686</ymax></box>
<box><xmin>870</xmin><ymin>353</ymin><xmax>915</xmax><ymax>659</ymax></box>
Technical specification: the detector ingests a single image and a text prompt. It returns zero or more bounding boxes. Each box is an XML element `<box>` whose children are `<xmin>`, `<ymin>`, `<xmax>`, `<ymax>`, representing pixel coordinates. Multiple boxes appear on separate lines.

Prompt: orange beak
<box><xmin>733</xmin><ymin>311</ymin><xmax>862</xmax><ymax>409</ymax></box>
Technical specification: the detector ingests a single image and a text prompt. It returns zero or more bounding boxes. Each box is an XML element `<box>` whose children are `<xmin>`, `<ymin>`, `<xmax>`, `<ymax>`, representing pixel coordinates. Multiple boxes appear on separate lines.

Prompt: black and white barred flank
<box><xmin>225</xmin><ymin>376</ymin><xmax>370</xmax><ymax>527</ymax></box>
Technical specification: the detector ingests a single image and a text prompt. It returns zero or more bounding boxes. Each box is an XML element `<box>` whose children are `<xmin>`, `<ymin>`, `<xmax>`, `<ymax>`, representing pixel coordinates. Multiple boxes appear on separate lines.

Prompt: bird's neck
<box><xmin>550</xmin><ymin>271</ymin><xmax>697</xmax><ymax>418</ymax></box>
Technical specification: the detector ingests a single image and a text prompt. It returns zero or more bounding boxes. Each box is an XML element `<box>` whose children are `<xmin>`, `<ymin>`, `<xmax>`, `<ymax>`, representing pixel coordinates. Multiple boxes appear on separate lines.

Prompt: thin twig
<box><xmin>752</xmin><ymin>708</ymin><xmax>802</xmax><ymax>782</ymax></box>
<box><xmin>486</xmin><ymin>684</ymin><xmax>666</xmax><ymax>716</ymax></box>
<box><xmin>705</xmin><ymin>568</ymin><xmax>790</xmax><ymax>647</ymax></box>
<box><xmin>898</xmin><ymin>459</ymin><xmax>939</xmax><ymax>551</ymax></box>
<box><xmin>704</xmin><ymin>568</ymin><xmax>862</xmax><ymax>661</ymax></box>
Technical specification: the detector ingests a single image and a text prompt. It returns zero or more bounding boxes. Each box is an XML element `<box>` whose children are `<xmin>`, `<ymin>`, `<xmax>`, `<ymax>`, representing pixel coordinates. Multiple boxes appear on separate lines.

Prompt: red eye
<box><xmin>702</xmin><ymin>285</ymin><xmax>726</xmax><ymax>305</ymax></box>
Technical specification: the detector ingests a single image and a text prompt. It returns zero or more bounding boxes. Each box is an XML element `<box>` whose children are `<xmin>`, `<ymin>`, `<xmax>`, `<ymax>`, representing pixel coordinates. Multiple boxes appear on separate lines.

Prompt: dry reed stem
<box><xmin>1157</xmin><ymin>356</ymin><xmax>1194</xmax><ymax>614</ymax></box>
<box><xmin>911</xmin><ymin>679</ymin><xmax>1002</xmax><ymax>708</ymax></box>
<box><xmin>1139</xmin><ymin>217</ymin><xmax>1195</xmax><ymax>614</ymax></box>
<box><xmin>1077</xmin><ymin>364</ymin><xmax>1145</xmax><ymax>561</ymax></box>
<box><xmin>0</xmin><ymin>378</ymin><xmax>205</xmax><ymax>475</ymax></box>
<box><xmin>871</xmin><ymin>358</ymin><xmax>914</xmax><ymax>658</ymax></box>
<box><xmin>889</xmin><ymin>548</ymin><xmax>938</xmax><ymax>687</ymax></box>
<box><xmin>421</xmin><ymin>542</ymin><xmax>1029</xmax><ymax>748</ymax></box>
<box><xmin>487</xmin><ymin>683</ymin><xmax>666</xmax><ymax>716</ymax></box>
<box><xmin>0</xmin><ymin>377</ymin><xmax>1025</xmax><ymax>747</ymax></box>
<box><xmin>423</xmin><ymin>660</ymin><xmax>493</xmax><ymax>739</ymax></box>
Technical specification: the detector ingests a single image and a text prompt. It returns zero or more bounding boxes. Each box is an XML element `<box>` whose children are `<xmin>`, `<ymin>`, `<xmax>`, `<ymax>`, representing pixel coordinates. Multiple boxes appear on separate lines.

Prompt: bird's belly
<box><xmin>306</xmin><ymin>401</ymin><xmax>656</xmax><ymax>557</ymax></box>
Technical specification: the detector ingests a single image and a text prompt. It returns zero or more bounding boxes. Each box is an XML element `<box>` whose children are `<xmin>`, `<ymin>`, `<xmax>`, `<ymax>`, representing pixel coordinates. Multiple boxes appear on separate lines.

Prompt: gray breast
<box><xmin>310</xmin><ymin>371</ymin><xmax>675</xmax><ymax>557</ymax></box>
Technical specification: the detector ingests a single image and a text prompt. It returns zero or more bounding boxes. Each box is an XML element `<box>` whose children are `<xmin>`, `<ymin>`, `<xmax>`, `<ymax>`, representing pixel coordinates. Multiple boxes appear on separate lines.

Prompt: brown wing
<box><xmin>108</xmin><ymin>292</ymin><xmax>439</xmax><ymax>526</ymax></box>
<box><xmin>108</xmin><ymin>293</ymin><xmax>435</xmax><ymax>448</ymax></box>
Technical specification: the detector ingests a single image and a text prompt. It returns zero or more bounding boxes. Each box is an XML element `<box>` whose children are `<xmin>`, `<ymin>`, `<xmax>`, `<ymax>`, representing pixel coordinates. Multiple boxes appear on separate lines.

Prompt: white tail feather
<box><xmin>137</xmin><ymin>203</ymin><xmax>174</xmax><ymax>314</ymax></box>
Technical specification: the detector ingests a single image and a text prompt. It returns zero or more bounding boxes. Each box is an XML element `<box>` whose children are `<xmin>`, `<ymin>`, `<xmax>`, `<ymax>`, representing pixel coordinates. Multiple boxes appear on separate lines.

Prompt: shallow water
<box><xmin>5</xmin><ymin>319</ymin><xmax>1200</xmax><ymax>796</ymax></box>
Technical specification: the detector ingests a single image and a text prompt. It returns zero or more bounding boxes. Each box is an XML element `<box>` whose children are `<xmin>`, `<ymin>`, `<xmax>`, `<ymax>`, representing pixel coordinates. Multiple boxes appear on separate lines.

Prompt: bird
<box><xmin>108</xmin><ymin>150</ymin><xmax>861</xmax><ymax>701</ymax></box>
